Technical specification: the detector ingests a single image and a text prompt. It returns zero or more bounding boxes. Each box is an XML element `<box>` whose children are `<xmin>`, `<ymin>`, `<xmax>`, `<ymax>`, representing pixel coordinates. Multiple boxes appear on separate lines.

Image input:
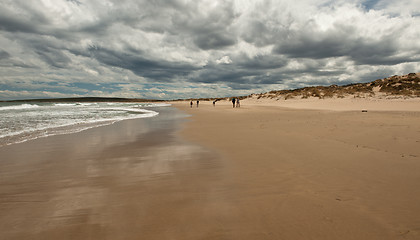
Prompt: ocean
<box><xmin>0</xmin><ymin>101</ymin><xmax>169</xmax><ymax>147</ymax></box>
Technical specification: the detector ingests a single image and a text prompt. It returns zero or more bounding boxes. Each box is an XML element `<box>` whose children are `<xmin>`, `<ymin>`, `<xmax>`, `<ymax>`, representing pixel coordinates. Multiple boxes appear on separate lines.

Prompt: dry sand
<box><xmin>241</xmin><ymin>96</ymin><xmax>420</xmax><ymax>112</ymax></box>
<box><xmin>1</xmin><ymin>99</ymin><xmax>420</xmax><ymax>239</ymax></box>
<box><xmin>174</xmin><ymin>98</ymin><xmax>420</xmax><ymax>239</ymax></box>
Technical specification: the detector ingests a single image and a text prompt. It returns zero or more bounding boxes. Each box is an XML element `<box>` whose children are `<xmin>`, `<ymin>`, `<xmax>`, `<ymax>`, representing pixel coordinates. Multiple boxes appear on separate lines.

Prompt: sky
<box><xmin>0</xmin><ymin>0</ymin><xmax>419</xmax><ymax>100</ymax></box>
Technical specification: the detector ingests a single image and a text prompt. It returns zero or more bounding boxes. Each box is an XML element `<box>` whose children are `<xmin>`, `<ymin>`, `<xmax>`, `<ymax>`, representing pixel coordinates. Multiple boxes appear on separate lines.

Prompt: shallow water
<box><xmin>0</xmin><ymin>102</ymin><xmax>169</xmax><ymax>147</ymax></box>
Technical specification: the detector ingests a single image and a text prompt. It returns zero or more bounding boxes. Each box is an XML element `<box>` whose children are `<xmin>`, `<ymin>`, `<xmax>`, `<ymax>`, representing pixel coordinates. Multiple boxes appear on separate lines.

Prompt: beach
<box><xmin>1</xmin><ymin>99</ymin><xmax>420</xmax><ymax>239</ymax></box>
<box><xmin>175</xmin><ymin>99</ymin><xmax>420</xmax><ymax>239</ymax></box>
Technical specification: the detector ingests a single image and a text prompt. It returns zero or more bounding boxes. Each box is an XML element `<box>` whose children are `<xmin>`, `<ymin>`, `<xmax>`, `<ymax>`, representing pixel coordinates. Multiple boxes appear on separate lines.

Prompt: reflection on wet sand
<box><xmin>0</xmin><ymin>107</ymin><xmax>228</xmax><ymax>240</ymax></box>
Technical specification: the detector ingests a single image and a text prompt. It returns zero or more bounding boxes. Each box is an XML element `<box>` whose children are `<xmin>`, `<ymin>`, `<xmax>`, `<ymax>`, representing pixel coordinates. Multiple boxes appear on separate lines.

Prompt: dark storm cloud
<box><xmin>10</xmin><ymin>32</ymin><xmax>74</xmax><ymax>68</ymax></box>
<box><xmin>0</xmin><ymin>1</ymin><xmax>52</xmax><ymax>35</ymax></box>
<box><xmin>192</xmin><ymin>55</ymin><xmax>288</xmax><ymax>87</ymax></box>
<box><xmin>67</xmin><ymin>0</ymin><xmax>239</xmax><ymax>51</ymax></box>
<box><xmin>87</xmin><ymin>46</ymin><xmax>199</xmax><ymax>82</ymax></box>
<box><xmin>192</xmin><ymin>61</ymin><xmax>273</xmax><ymax>87</ymax></box>
<box><xmin>193</xmin><ymin>32</ymin><xmax>236</xmax><ymax>50</ymax></box>
<box><xmin>0</xmin><ymin>13</ymin><xmax>44</xmax><ymax>34</ymax></box>
<box><xmin>194</xmin><ymin>65</ymin><xmax>254</xmax><ymax>85</ymax></box>
<box><xmin>0</xmin><ymin>50</ymin><xmax>10</xmax><ymax>59</ymax></box>
<box><xmin>274</xmin><ymin>34</ymin><xmax>355</xmax><ymax>59</ymax></box>
<box><xmin>272</xmin><ymin>21</ymin><xmax>419</xmax><ymax>66</ymax></box>
<box><xmin>0</xmin><ymin>48</ymin><xmax>35</xmax><ymax>68</ymax></box>
<box><xmin>235</xmin><ymin>54</ymin><xmax>288</xmax><ymax>70</ymax></box>
<box><xmin>192</xmin><ymin>54</ymin><xmax>288</xmax><ymax>87</ymax></box>
<box><xmin>275</xmin><ymin>36</ymin><xmax>397</xmax><ymax>63</ymax></box>
<box><xmin>240</xmin><ymin>20</ymin><xmax>283</xmax><ymax>47</ymax></box>
<box><xmin>0</xmin><ymin>3</ymin><xmax>75</xmax><ymax>42</ymax></box>
<box><xmin>168</xmin><ymin>0</ymin><xmax>238</xmax><ymax>50</ymax></box>
<box><xmin>35</xmin><ymin>48</ymin><xmax>72</xmax><ymax>68</ymax></box>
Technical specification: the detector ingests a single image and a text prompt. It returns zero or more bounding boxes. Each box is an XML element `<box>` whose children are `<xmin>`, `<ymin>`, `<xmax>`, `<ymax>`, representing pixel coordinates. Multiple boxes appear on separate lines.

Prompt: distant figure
<box><xmin>196</xmin><ymin>100</ymin><xmax>199</xmax><ymax>108</ymax></box>
<box><xmin>213</xmin><ymin>100</ymin><xmax>216</xmax><ymax>107</ymax></box>
<box><xmin>190</xmin><ymin>101</ymin><xmax>193</xmax><ymax>108</ymax></box>
<box><xmin>236</xmin><ymin>99</ymin><xmax>240</xmax><ymax>108</ymax></box>
<box><xmin>232</xmin><ymin>98</ymin><xmax>236</xmax><ymax>108</ymax></box>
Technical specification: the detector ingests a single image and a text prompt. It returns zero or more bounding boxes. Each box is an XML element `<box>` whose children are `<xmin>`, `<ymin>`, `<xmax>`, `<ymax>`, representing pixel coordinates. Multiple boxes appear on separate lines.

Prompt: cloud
<box><xmin>0</xmin><ymin>0</ymin><xmax>419</xmax><ymax>100</ymax></box>
<box><xmin>216</xmin><ymin>56</ymin><xmax>232</xmax><ymax>64</ymax></box>
<box><xmin>86</xmin><ymin>45</ymin><xmax>200</xmax><ymax>82</ymax></box>
<box><xmin>0</xmin><ymin>49</ymin><xmax>10</xmax><ymax>59</ymax></box>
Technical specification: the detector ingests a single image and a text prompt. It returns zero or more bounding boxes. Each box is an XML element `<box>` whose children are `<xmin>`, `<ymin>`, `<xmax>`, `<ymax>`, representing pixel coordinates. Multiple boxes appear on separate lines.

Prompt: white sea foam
<box><xmin>53</xmin><ymin>103</ymin><xmax>78</xmax><ymax>107</ymax></box>
<box><xmin>139</xmin><ymin>103</ymin><xmax>172</xmax><ymax>107</ymax></box>
<box><xmin>79</xmin><ymin>103</ymin><xmax>97</xmax><ymax>106</ymax></box>
<box><xmin>0</xmin><ymin>102</ymin><xmax>165</xmax><ymax>147</ymax></box>
<box><xmin>0</xmin><ymin>104</ymin><xmax>41</xmax><ymax>111</ymax></box>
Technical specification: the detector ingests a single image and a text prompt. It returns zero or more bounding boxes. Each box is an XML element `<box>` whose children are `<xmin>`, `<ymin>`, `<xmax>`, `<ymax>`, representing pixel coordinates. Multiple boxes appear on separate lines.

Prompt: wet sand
<box><xmin>175</xmin><ymin>100</ymin><xmax>420</xmax><ymax>239</ymax></box>
<box><xmin>0</xmin><ymin>107</ymin><xmax>224</xmax><ymax>239</ymax></box>
<box><xmin>1</xmin><ymin>102</ymin><xmax>420</xmax><ymax>239</ymax></box>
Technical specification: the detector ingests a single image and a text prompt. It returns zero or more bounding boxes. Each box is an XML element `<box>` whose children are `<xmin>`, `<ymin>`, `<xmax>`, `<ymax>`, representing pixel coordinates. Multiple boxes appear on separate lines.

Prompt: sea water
<box><xmin>0</xmin><ymin>102</ymin><xmax>169</xmax><ymax>147</ymax></box>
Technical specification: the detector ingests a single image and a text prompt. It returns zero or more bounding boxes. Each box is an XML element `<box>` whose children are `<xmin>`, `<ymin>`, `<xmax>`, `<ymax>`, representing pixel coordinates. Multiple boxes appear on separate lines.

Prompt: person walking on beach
<box><xmin>232</xmin><ymin>98</ymin><xmax>236</xmax><ymax>108</ymax></box>
<box><xmin>196</xmin><ymin>100</ymin><xmax>199</xmax><ymax>108</ymax></box>
<box><xmin>213</xmin><ymin>100</ymin><xmax>216</xmax><ymax>107</ymax></box>
<box><xmin>236</xmin><ymin>98</ymin><xmax>240</xmax><ymax>108</ymax></box>
<box><xmin>190</xmin><ymin>101</ymin><xmax>193</xmax><ymax>108</ymax></box>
